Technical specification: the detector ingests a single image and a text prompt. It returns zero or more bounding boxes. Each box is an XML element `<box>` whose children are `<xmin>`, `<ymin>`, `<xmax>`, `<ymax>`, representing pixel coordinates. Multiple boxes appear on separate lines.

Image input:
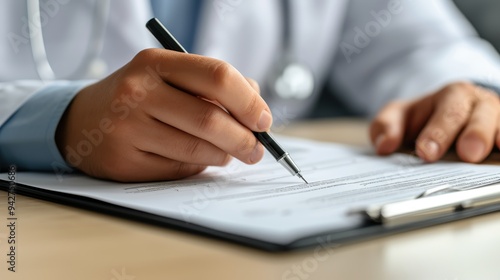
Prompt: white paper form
<box><xmin>2</xmin><ymin>137</ymin><xmax>500</xmax><ymax>244</ymax></box>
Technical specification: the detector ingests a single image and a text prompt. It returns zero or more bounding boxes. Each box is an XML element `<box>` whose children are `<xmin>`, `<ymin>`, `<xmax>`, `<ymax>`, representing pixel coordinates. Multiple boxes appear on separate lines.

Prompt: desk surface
<box><xmin>1</xmin><ymin>119</ymin><xmax>500</xmax><ymax>280</ymax></box>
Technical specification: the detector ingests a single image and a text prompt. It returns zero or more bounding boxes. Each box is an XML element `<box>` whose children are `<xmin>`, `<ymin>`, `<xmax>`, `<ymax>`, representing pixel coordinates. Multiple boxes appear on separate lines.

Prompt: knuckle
<box><xmin>378</xmin><ymin>100</ymin><xmax>406</xmax><ymax>120</ymax></box>
<box><xmin>172</xmin><ymin>162</ymin><xmax>186</xmax><ymax>179</ymax></box>
<box><xmin>442</xmin><ymin>81</ymin><xmax>475</xmax><ymax>94</ymax></box>
<box><xmin>242</xmin><ymin>94</ymin><xmax>259</xmax><ymax>117</ymax></box>
<box><xmin>427</xmin><ymin>127</ymin><xmax>449</xmax><ymax>145</ymax></box>
<box><xmin>436</xmin><ymin>83</ymin><xmax>468</xmax><ymax>101</ymax></box>
<box><xmin>112</xmin><ymin>76</ymin><xmax>148</xmax><ymax>105</ymax></box>
<box><xmin>210</xmin><ymin>61</ymin><xmax>236</xmax><ymax>91</ymax></box>
<box><xmin>196</xmin><ymin>105</ymin><xmax>223</xmax><ymax>134</ymax></box>
<box><xmin>235</xmin><ymin>134</ymin><xmax>255</xmax><ymax>156</ymax></box>
<box><xmin>133</xmin><ymin>48</ymin><xmax>159</xmax><ymax>65</ymax></box>
<box><xmin>115</xmin><ymin>76</ymin><xmax>137</xmax><ymax>95</ymax></box>
<box><xmin>442</xmin><ymin>103</ymin><xmax>470</xmax><ymax>127</ymax></box>
<box><xmin>478</xmin><ymin>89</ymin><xmax>500</xmax><ymax>104</ymax></box>
<box><xmin>172</xmin><ymin>162</ymin><xmax>198</xmax><ymax>179</ymax></box>
<box><xmin>183</xmin><ymin>138</ymin><xmax>203</xmax><ymax>160</ymax></box>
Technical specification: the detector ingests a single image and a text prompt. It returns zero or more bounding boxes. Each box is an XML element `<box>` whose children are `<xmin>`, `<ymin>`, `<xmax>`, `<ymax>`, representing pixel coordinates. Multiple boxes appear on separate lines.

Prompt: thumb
<box><xmin>370</xmin><ymin>101</ymin><xmax>408</xmax><ymax>155</ymax></box>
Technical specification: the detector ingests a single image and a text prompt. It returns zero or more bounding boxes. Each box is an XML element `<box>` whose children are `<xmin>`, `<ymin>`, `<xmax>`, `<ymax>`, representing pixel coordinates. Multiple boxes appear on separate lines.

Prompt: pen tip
<box><xmin>298</xmin><ymin>174</ymin><xmax>309</xmax><ymax>184</ymax></box>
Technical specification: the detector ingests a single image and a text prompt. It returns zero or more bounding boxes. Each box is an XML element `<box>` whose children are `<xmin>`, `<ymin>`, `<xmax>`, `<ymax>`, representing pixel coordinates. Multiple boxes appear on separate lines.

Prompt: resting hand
<box><xmin>56</xmin><ymin>49</ymin><xmax>272</xmax><ymax>182</ymax></box>
<box><xmin>370</xmin><ymin>82</ymin><xmax>500</xmax><ymax>162</ymax></box>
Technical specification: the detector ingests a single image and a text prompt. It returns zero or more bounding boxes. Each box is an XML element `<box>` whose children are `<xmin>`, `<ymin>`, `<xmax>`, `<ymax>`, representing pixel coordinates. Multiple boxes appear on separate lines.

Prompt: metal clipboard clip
<box><xmin>362</xmin><ymin>183</ymin><xmax>500</xmax><ymax>227</ymax></box>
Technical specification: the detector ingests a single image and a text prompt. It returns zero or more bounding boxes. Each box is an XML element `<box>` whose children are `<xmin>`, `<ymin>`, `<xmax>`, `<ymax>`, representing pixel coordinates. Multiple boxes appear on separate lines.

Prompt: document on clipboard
<box><xmin>1</xmin><ymin>136</ymin><xmax>500</xmax><ymax>251</ymax></box>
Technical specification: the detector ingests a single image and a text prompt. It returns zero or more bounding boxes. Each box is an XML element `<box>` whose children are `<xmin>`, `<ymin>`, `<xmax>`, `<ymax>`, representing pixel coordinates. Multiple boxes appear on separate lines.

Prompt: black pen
<box><xmin>146</xmin><ymin>18</ymin><xmax>308</xmax><ymax>184</ymax></box>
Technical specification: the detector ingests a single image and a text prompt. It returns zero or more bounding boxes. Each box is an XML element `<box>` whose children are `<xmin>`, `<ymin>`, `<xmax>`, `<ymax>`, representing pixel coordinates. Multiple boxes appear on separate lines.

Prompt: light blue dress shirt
<box><xmin>0</xmin><ymin>81</ymin><xmax>90</xmax><ymax>171</ymax></box>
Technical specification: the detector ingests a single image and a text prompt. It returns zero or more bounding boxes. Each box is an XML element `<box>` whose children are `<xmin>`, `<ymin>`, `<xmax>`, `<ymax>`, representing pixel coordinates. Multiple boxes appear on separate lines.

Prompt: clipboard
<box><xmin>2</xmin><ymin>179</ymin><xmax>500</xmax><ymax>252</ymax></box>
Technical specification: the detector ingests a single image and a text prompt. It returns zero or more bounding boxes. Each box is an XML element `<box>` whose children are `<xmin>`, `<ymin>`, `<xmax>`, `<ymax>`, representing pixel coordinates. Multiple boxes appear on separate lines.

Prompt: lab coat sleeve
<box><xmin>0</xmin><ymin>81</ymin><xmax>92</xmax><ymax>172</ymax></box>
<box><xmin>329</xmin><ymin>0</ymin><xmax>500</xmax><ymax>116</ymax></box>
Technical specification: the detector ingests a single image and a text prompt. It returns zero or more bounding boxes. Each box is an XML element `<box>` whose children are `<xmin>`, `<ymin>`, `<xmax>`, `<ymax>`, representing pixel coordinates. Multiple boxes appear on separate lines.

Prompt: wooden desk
<box><xmin>1</xmin><ymin>119</ymin><xmax>499</xmax><ymax>280</ymax></box>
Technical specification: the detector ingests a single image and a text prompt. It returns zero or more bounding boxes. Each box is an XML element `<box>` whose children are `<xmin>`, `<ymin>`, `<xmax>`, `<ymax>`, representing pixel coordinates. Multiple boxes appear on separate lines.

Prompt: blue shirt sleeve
<box><xmin>0</xmin><ymin>81</ymin><xmax>92</xmax><ymax>173</ymax></box>
<box><xmin>475</xmin><ymin>82</ymin><xmax>500</xmax><ymax>95</ymax></box>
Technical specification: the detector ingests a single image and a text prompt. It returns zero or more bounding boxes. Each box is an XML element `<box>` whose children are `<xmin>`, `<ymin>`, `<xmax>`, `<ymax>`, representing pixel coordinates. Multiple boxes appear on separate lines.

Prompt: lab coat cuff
<box><xmin>0</xmin><ymin>81</ymin><xmax>93</xmax><ymax>174</ymax></box>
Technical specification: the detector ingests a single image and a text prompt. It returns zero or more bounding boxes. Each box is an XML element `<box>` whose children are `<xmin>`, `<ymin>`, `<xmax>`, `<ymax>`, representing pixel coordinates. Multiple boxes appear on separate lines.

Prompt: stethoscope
<box><xmin>264</xmin><ymin>0</ymin><xmax>315</xmax><ymax>104</ymax></box>
<box><xmin>27</xmin><ymin>0</ymin><xmax>316</xmax><ymax>110</ymax></box>
<box><xmin>27</xmin><ymin>0</ymin><xmax>110</xmax><ymax>80</ymax></box>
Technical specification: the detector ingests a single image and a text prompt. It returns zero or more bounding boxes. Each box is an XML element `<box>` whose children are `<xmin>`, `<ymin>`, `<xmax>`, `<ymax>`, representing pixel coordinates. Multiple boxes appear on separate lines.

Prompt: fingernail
<box><xmin>258</xmin><ymin>111</ymin><xmax>272</xmax><ymax>131</ymax></box>
<box><xmin>417</xmin><ymin>139</ymin><xmax>439</xmax><ymax>161</ymax></box>
<box><xmin>461</xmin><ymin>136</ymin><xmax>485</xmax><ymax>162</ymax></box>
<box><xmin>249</xmin><ymin>144</ymin><xmax>264</xmax><ymax>164</ymax></box>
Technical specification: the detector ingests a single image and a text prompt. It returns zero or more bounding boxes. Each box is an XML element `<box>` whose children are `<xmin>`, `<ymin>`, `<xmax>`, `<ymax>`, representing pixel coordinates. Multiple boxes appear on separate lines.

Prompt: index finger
<box><xmin>139</xmin><ymin>49</ymin><xmax>273</xmax><ymax>132</ymax></box>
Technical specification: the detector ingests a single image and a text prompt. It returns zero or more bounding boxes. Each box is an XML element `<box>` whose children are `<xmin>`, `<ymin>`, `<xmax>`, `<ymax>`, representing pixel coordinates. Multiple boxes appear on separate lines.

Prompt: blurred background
<box><xmin>454</xmin><ymin>0</ymin><xmax>500</xmax><ymax>51</ymax></box>
<box><xmin>307</xmin><ymin>0</ymin><xmax>500</xmax><ymax>120</ymax></box>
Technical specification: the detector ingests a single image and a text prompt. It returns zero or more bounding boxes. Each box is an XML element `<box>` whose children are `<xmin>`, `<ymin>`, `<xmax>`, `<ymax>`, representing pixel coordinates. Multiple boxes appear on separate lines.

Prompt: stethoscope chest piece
<box><xmin>264</xmin><ymin>52</ymin><xmax>317</xmax><ymax>121</ymax></box>
<box><xmin>271</xmin><ymin>56</ymin><xmax>315</xmax><ymax>100</ymax></box>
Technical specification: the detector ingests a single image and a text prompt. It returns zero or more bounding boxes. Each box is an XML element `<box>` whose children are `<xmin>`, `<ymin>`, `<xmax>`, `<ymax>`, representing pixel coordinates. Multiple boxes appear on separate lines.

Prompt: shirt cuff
<box><xmin>0</xmin><ymin>81</ymin><xmax>93</xmax><ymax>173</ymax></box>
<box><xmin>475</xmin><ymin>82</ymin><xmax>500</xmax><ymax>95</ymax></box>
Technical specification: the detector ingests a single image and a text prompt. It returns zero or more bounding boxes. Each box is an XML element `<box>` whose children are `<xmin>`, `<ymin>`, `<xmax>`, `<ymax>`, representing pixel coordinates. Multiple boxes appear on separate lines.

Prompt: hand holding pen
<box><xmin>146</xmin><ymin>18</ymin><xmax>308</xmax><ymax>183</ymax></box>
<box><xmin>56</xmin><ymin>19</ymin><xmax>302</xmax><ymax>182</ymax></box>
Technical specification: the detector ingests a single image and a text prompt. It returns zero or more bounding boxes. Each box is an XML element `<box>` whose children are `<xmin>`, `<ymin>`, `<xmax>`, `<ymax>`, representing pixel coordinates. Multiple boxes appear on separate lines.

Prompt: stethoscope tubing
<box><xmin>27</xmin><ymin>0</ymin><xmax>110</xmax><ymax>80</ymax></box>
<box><xmin>27</xmin><ymin>0</ymin><xmax>314</xmax><ymax>107</ymax></box>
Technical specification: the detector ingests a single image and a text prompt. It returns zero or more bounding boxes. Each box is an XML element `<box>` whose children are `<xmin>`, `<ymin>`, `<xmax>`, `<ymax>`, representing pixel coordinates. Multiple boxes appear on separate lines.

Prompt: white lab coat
<box><xmin>2</xmin><ymin>0</ymin><xmax>500</xmax><ymax>126</ymax></box>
